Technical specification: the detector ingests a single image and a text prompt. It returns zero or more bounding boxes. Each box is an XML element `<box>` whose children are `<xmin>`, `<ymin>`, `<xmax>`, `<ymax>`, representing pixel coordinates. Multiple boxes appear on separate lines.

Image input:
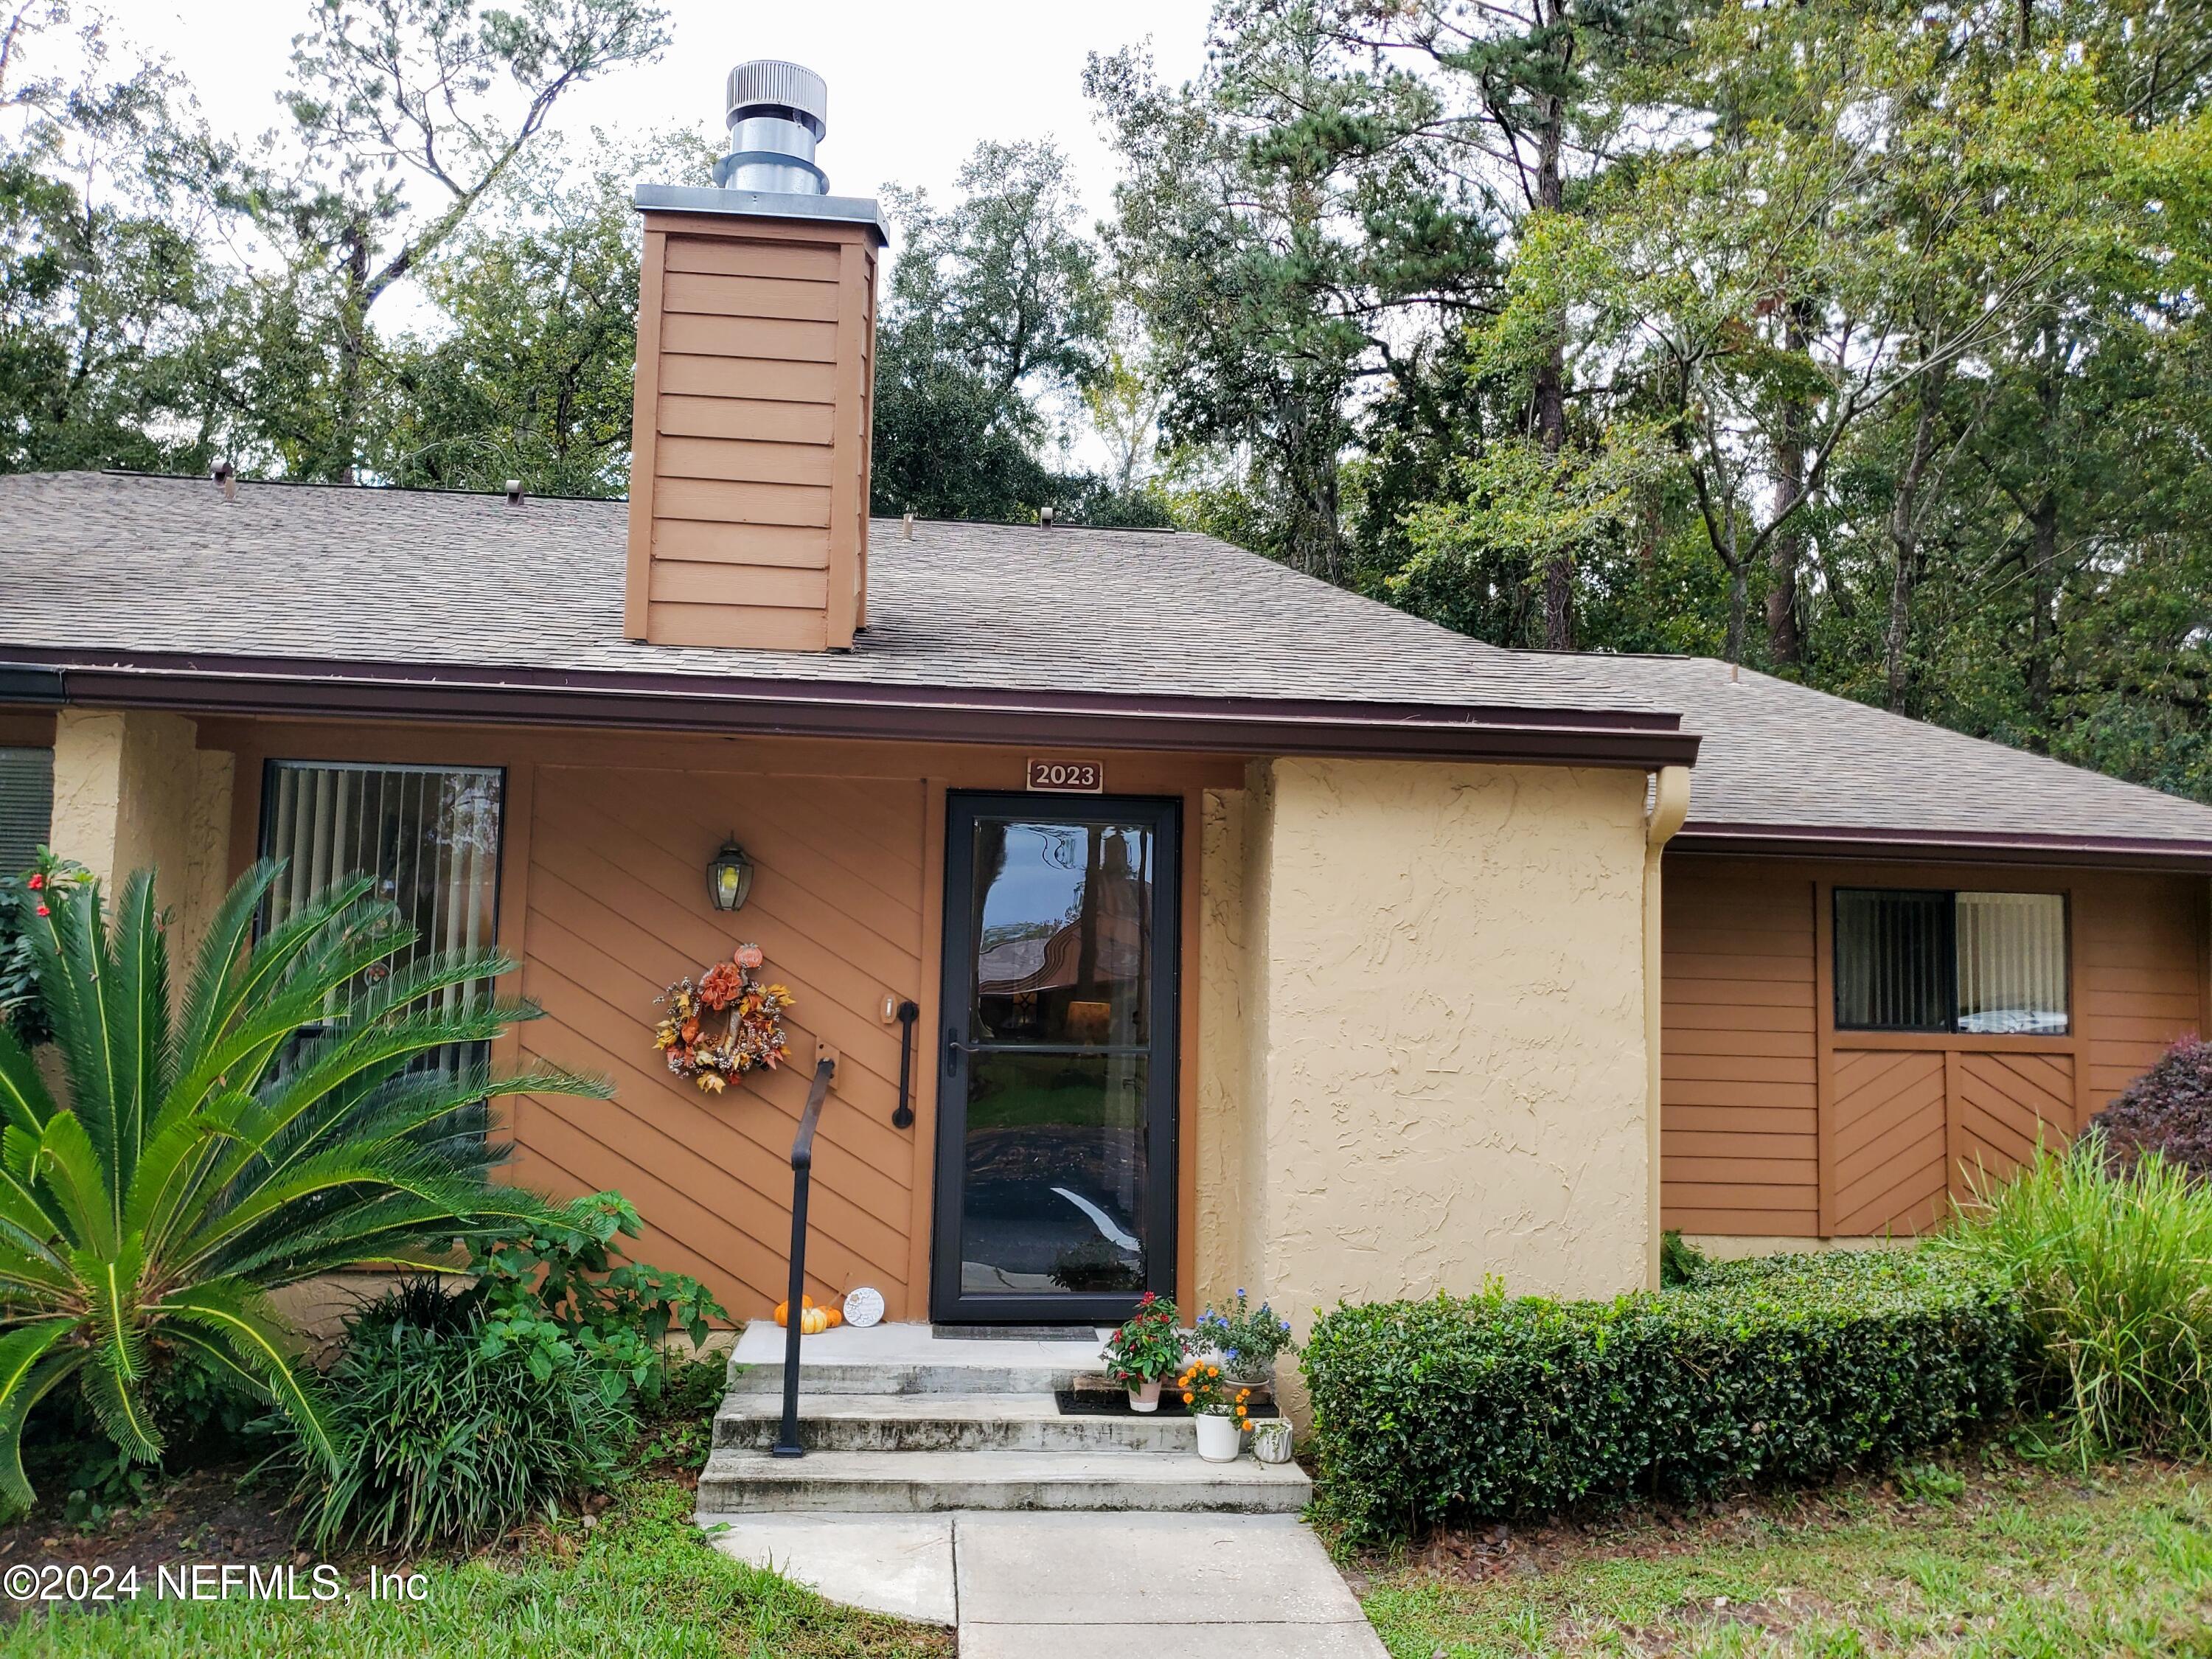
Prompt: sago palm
<box><xmin>0</xmin><ymin>859</ymin><xmax>608</xmax><ymax>1510</ymax></box>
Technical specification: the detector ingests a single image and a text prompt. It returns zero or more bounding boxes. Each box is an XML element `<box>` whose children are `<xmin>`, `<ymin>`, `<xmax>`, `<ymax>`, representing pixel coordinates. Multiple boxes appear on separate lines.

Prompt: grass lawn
<box><xmin>0</xmin><ymin>1470</ymin><xmax>950</xmax><ymax>1658</ymax></box>
<box><xmin>1354</xmin><ymin>1453</ymin><xmax>2212</xmax><ymax>1658</ymax></box>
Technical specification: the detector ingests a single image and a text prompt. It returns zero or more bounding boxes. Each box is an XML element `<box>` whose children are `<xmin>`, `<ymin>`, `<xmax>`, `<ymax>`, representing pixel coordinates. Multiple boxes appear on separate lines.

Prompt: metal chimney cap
<box><xmin>726</xmin><ymin>60</ymin><xmax>828</xmax><ymax>133</ymax></box>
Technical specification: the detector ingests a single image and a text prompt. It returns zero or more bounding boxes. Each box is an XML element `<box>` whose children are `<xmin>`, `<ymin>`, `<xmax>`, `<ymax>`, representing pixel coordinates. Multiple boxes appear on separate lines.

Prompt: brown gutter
<box><xmin>1672</xmin><ymin>821</ymin><xmax>2212</xmax><ymax>873</ymax></box>
<box><xmin>1</xmin><ymin>650</ymin><xmax>1703</xmax><ymax>770</ymax></box>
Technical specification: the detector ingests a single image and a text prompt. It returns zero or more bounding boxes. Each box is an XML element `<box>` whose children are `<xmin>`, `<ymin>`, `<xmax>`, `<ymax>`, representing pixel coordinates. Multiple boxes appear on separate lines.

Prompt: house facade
<box><xmin>3</xmin><ymin>82</ymin><xmax>2208</xmax><ymax>1339</ymax></box>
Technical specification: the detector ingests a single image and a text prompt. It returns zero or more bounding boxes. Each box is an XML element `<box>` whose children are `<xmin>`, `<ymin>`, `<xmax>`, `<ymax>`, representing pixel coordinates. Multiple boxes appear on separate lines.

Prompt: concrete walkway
<box><xmin>700</xmin><ymin>1509</ymin><xmax>1387</xmax><ymax>1655</ymax></box>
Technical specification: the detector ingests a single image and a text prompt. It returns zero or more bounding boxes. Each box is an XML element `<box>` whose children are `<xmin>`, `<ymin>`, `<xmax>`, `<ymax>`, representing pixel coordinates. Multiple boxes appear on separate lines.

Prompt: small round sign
<box><xmin>842</xmin><ymin>1287</ymin><xmax>884</xmax><ymax>1329</ymax></box>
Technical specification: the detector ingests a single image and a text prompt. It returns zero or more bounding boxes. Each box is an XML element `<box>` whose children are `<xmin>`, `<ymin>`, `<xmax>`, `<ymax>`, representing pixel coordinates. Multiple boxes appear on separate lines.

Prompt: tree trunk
<box><xmin>1724</xmin><ymin>557</ymin><xmax>1749</xmax><ymax>665</ymax></box>
<box><xmin>332</xmin><ymin>212</ymin><xmax>371</xmax><ymax>485</ymax></box>
<box><xmin>1534</xmin><ymin>69</ymin><xmax>1573</xmax><ymax>651</ymax></box>
<box><xmin>1884</xmin><ymin>381</ymin><xmax>1944</xmax><ymax>714</ymax></box>
<box><xmin>2025</xmin><ymin>494</ymin><xmax>2060</xmax><ymax>742</ymax></box>
<box><xmin>1766</xmin><ymin>302</ymin><xmax>1812</xmax><ymax>669</ymax></box>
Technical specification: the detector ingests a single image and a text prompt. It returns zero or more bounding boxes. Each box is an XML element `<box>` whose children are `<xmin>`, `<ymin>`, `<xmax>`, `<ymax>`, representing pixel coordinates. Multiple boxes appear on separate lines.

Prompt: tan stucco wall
<box><xmin>1194</xmin><ymin>786</ymin><xmax>1251</xmax><ymax>1314</ymax></box>
<box><xmin>49</xmin><ymin>708</ymin><xmax>234</xmax><ymax>965</ymax></box>
<box><xmin>1217</xmin><ymin>757</ymin><xmax>1656</xmax><ymax>1356</ymax></box>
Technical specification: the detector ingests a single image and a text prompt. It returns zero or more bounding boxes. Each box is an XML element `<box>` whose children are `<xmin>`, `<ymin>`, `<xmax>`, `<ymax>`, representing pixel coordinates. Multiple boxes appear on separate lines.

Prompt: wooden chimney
<box><xmin>623</xmin><ymin>61</ymin><xmax>886</xmax><ymax>651</ymax></box>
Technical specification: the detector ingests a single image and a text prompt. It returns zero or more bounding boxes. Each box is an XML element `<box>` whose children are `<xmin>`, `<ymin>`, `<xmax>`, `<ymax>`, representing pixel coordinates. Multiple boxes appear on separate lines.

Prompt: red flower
<box><xmin>34</xmin><ymin>905</ymin><xmax>49</xmax><ymax>917</ymax></box>
<box><xmin>25</xmin><ymin>874</ymin><xmax>41</xmax><ymax>891</ymax></box>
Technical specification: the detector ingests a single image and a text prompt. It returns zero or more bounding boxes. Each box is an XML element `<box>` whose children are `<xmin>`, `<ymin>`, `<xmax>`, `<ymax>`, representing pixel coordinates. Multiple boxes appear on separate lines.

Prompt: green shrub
<box><xmin>1940</xmin><ymin>1135</ymin><xmax>2212</xmax><ymax>1461</ymax></box>
<box><xmin>471</xmin><ymin>1192</ymin><xmax>728</xmax><ymax>1406</ymax></box>
<box><xmin>1659</xmin><ymin>1229</ymin><xmax>1710</xmax><ymax>1287</ymax></box>
<box><xmin>0</xmin><ymin>860</ymin><xmax>608</xmax><ymax>1514</ymax></box>
<box><xmin>294</xmin><ymin>1279</ymin><xmax>633</xmax><ymax>1551</ymax></box>
<box><xmin>1302</xmin><ymin>1251</ymin><xmax>2028</xmax><ymax>1541</ymax></box>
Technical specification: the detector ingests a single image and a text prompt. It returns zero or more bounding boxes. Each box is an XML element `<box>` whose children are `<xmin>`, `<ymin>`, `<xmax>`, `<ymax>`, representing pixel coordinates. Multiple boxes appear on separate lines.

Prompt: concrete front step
<box><xmin>714</xmin><ymin>1391</ymin><xmax>1198</xmax><ymax>1453</ymax></box>
<box><xmin>696</xmin><ymin>1447</ymin><xmax>1312</xmax><ymax>1514</ymax></box>
<box><xmin>725</xmin><ymin>1320</ymin><xmax>1111</xmax><ymax>1399</ymax></box>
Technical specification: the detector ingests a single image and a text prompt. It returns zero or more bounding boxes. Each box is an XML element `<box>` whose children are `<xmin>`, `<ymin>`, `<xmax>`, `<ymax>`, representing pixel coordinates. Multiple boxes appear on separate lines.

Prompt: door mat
<box><xmin>930</xmin><ymin>1324</ymin><xmax>1102</xmax><ymax>1341</ymax></box>
<box><xmin>1054</xmin><ymin>1388</ymin><xmax>1280</xmax><ymax>1419</ymax></box>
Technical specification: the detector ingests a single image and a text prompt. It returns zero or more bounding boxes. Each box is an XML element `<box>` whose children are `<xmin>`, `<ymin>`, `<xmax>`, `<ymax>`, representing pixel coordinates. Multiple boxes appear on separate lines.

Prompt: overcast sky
<box><xmin>103</xmin><ymin>0</ymin><xmax>1216</xmax><ymax>220</ymax></box>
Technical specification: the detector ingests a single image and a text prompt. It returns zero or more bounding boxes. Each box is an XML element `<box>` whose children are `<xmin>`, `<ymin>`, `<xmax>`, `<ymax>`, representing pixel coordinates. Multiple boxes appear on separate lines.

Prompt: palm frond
<box><xmin>108</xmin><ymin>870</ymin><xmax>169</xmax><ymax>1208</ymax></box>
<box><xmin>171</xmin><ymin>860</ymin><xmax>283</xmax><ymax>1071</ymax></box>
<box><xmin>30</xmin><ymin>1111</ymin><xmax>114</xmax><ymax>1256</ymax></box>
<box><xmin>0</xmin><ymin>1021</ymin><xmax>55</xmax><ymax>1145</ymax></box>
<box><xmin>159</xmin><ymin>1279</ymin><xmax>335</xmax><ymax>1472</ymax></box>
<box><xmin>0</xmin><ymin>1343</ymin><xmax>83</xmax><ymax>1514</ymax></box>
<box><xmin>80</xmin><ymin>1349</ymin><xmax>161</xmax><ymax>1464</ymax></box>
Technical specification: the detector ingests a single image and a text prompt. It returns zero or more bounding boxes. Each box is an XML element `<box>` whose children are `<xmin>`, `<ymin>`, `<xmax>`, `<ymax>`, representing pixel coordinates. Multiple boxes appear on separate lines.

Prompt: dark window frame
<box><xmin>254</xmin><ymin>758</ymin><xmax>509</xmax><ymax>1074</ymax></box>
<box><xmin>1832</xmin><ymin>886</ymin><xmax>2071</xmax><ymax>1037</ymax></box>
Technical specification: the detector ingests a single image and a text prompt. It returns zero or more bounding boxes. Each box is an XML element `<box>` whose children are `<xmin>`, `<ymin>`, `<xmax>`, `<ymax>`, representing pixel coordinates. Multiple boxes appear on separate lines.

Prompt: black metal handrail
<box><xmin>771</xmin><ymin>1054</ymin><xmax>837</xmax><ymax>1459</ymax></box>
<box><xmin>891</xmin><ymin>1000</ymin><xmax>919</xmax><ymax>1129</ymax></box>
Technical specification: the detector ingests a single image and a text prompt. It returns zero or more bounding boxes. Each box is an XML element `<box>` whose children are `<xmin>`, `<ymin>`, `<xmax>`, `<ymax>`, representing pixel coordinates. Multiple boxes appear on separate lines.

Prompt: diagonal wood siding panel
<box><xmin>1955</xmin><ymin>1051</ymin><xmax>2073</xmax><ymax>1194</ymax></box>
<box><xmin>518</xmin><ymin>762</ymin><xmax>925</xmax><ymax>1320</ymax></box>
<box><xmin>1665</xmin><ymin>856</ymin><xmax>2206</xmax><ymax>1242</ymax></box>
<box><xmin>1830</xmin><ymin>1048</ymin><xmax>1948</xmax><ymax>1235</ymax></box>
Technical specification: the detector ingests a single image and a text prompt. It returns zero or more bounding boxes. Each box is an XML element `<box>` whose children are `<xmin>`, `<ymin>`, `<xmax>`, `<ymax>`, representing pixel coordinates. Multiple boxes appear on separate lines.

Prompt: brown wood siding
<box><xmin>1663</xmin><ymin>856</ymin><xmax>2207</xmax><ymax>1238</ymax></box>
<box><xmin>1660</xmin><ymin>866</ymin><xmax>1820</xmax><ymax>1236</ymax></box>
<box><xmin>624</xmin><ymin>216</ymin><xmax>877</xmax><ymax>650</ymax></box>
<box><xmin>210</xmin><ymin>719</ymin><xmax>1239</xmax><ymax>1324</ymax></box>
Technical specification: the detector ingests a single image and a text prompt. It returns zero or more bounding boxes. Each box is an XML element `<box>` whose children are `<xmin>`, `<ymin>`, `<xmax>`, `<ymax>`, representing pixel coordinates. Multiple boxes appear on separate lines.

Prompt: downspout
<box><xmin>1644</xmin><ymin>766</ymin><xmax>1692</xmax><ymax>1290</ymax></box>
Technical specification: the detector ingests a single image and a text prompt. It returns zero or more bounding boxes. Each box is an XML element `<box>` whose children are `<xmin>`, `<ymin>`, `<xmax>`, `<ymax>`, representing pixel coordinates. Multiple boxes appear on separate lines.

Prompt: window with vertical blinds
<box><xmin>0</xmin><ymin>748</ymin><xmax>54</xmax><ymax>877</ymax></box>
<box><xmin>1834</xmin><ymin>887</ymin><xmax>2068</xmax><ymax>1035</ymax></box>
<box><xmin>260</xmin><ymin>762</ymin><xmax>504</xmax><ymax>1063</ymax></box>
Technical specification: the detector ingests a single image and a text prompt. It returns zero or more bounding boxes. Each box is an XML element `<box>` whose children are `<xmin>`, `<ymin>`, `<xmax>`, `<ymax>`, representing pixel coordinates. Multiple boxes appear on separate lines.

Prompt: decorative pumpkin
<box><xmin>824</xmin><ymin>1304</ymin><xmax>844</xmax><ymax>1329</ymax></box>
<box><xmin>772</xmin><ymin>1294</ymin><xmax>817</xmax><ymax>1329</ymax></box>
<box><xmin>799</xmin><ymin>1304</ymin><xmax>830</xmax><ymax>1335</ymax></box>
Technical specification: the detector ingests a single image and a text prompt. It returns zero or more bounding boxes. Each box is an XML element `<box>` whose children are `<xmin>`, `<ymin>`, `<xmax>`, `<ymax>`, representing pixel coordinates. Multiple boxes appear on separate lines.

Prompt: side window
<box><xmin>0</xmin><ymin>748</ymin><xmax>55</xmax><ymax>874</ymax></box>
<box><xmin>1834</xmin><ymin>887</ymin><xmax>2068</xmax><ymax>1036</ymax></box>
<box><xmin>260</xmin><ymin>761</ymin><xmax>505</xmax><ymax>1069</ymax></box>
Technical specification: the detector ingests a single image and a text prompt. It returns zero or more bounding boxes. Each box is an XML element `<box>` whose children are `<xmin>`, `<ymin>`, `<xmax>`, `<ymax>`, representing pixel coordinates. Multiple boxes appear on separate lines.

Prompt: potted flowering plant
<box><xmin>1099</xmin><ymin>1291</ymin><xmax>1186</xmax><ymax>1412</ymax></box>
<box><xmin>1175</xmin><ymin>1361</ymin><xmax>1251</xmax><ymax>1462</ymax></box>
<box><xmin>1195</xmin><ymin>1288</ymin><xmax>1296</xmax><ymax>1388</ymax></box>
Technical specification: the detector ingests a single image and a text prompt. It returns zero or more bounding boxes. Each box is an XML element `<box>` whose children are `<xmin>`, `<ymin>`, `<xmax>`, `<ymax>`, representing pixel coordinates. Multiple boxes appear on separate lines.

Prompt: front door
<box><xmin>932</xmin><ymin>793</ymin><xmax>1179</xmax><ymax>1324</ymax></box>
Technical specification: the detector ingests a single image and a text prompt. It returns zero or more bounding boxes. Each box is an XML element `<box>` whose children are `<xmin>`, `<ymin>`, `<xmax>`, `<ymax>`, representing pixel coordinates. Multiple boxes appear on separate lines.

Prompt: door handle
<box><xmin>943</xmin><ymin>1026</ymin><xmax>973</xmax><ymax>1077</ymax></box>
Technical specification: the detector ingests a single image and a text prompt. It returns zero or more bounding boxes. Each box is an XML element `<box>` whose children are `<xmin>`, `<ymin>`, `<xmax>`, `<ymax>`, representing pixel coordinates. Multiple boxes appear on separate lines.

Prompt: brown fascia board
<box><xmin>0</xmin><ymin>650</ymin><xmax>1702</xmax><ymax>769</ymax></box>
<box><xmin>1673</xmin><ymin>820</ymin><xmax>2212</xmax><ymax>872</ymax></box>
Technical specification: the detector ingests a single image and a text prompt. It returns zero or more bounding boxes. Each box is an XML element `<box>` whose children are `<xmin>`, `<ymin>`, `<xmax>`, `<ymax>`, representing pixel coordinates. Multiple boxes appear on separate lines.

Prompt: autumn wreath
<box><xmin>653</xmin><ymin>944</ymin><xmax>794</xmax><ymax>1093</ymax></box>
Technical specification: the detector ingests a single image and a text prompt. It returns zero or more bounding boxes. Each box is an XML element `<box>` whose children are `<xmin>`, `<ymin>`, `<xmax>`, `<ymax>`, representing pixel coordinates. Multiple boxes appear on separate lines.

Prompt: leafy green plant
<box><xmin>472</xmin><ymin>1191</ymin><xmax>726</xmax><ymax>1405</ymax></box>
<box><xmin>1302</xmin><ymin>1251</ymin><xmax>2028</xmax><ymax>1542</ymax></box>
<box><xmin>1195</xmin><ymin>1287</ymin><xmax>1296</xmax><ymax>1379</ymax></box>
<box><xmin>1099</xmin><ymin>1290</ymin><xmax>1186</xmax><ymax>1385</ymax></box>
<box><xmin>1660</xmin><ymin>1229</ymin><xmax>1711</xmax><ymax>1288</ymax></box>
<box><xmin>295</xmin><ymin>1279</ymin><xmax>632</xmax><ymax>1551</ymax></box>
<box><xmin>1940</xmin><ymin>1135</ymin><xmax>2212</xmax><ymax>1462</ymax></box>
<box><xmin>0</xmin><ymin>851</ymin><xmax>90</xmax><ymax>1045</ymax></box>
<box><xmin>0</xmin><ymin>860</ymin><xmax>608</xmax><ymax>1513</ymax></box>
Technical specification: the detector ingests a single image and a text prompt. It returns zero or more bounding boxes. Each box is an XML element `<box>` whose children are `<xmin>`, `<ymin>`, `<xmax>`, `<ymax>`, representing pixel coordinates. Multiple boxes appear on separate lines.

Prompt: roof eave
<box><xmin>0</xmin><ymin>651</ymin><xmax>1702</xmax><ymax>770</ymax></box>
<box><xmin>1673</xmin><ymin>821</ymin><xmax>2212</xmax><ymax>873</ymax></box>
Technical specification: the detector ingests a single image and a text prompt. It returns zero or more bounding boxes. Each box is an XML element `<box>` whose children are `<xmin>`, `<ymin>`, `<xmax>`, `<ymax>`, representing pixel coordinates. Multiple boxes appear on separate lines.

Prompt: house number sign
<box><xmin>1026</xmin><ymin>757</ymin><xmax>1104</xmax><ymax>793</ymax></box>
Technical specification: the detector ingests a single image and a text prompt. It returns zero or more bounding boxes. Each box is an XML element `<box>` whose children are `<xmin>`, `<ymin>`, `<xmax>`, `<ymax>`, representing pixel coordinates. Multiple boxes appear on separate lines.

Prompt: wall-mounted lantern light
<box><xmin>706</xmin><ymin>836</ymin><xmax>754</xmax><ymax>912</ymax></box>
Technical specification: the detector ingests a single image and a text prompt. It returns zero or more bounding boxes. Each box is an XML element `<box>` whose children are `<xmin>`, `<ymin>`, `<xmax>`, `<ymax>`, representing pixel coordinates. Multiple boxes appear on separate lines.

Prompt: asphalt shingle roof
<box><xmin>6</xmin><ymin>470</ymin><xmax>2212</xmax><ymax>852</ymax></box>
<box><xmin>0</xmin><ymin>471</ymin><xmax>1646</xmax><ymax>713</ymax></box>
<box><xmin>1573</xmin><ymin>653</ymin><xmax>2212</xmax><ymax>848</ymax></box>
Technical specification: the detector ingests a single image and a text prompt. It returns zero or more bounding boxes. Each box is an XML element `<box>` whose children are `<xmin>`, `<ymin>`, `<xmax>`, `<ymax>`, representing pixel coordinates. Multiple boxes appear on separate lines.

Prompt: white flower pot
<box><xmin>1194</xmin><ymin>1411</ymin><xmax>1242</xmax><ymax>1462</ymax></box>
<box><xmin>1251</xmin><ymin>1419</ymin><xmax>1294</xmax><ymax>1464</ymax></box>
<box><xmin>1127</xmin><ymin>1378</ymin><xmax>1163</xmax><ymax>1413</ymax></box>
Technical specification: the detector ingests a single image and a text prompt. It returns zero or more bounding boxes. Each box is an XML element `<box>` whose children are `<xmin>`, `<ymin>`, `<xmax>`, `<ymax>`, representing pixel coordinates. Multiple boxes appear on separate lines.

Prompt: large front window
<box><xmin>260</xmin><ymin>761</ymin><xmax>504</xmax><ymax>1064</ymax></box>
<box><xmin>1834</xmin><ymin>887</ymin><xmax>2069</xmax><ymax>1035</ymax></box>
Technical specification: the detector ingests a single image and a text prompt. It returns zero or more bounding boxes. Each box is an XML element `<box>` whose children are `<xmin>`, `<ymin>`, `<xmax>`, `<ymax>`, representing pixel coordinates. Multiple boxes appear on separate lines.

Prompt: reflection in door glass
<box><xmin>960</xmin><ymin>1053</ymin><xmax>1148</xmax><ymax>1294</ymax></box>
<box><xmin>968</xmin><ymin>820</ymin><xmax>1153</xmax><ymax>1046</ymax></box>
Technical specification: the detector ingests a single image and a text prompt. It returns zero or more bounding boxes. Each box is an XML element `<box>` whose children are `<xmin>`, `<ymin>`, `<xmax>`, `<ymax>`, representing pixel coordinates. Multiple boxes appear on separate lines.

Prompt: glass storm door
<box><xmin>932</xmin><ymin>794</ymin><xmax>1179</xmax><ymax>1324</ymax></box>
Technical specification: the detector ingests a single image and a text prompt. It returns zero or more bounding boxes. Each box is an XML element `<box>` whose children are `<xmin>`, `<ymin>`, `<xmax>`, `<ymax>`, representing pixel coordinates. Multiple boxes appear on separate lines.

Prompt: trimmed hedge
<box><xmin>1303</xmin><ymin>1251</ymin><xmax>2028</xmax><ymax>1541</ymax></box>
